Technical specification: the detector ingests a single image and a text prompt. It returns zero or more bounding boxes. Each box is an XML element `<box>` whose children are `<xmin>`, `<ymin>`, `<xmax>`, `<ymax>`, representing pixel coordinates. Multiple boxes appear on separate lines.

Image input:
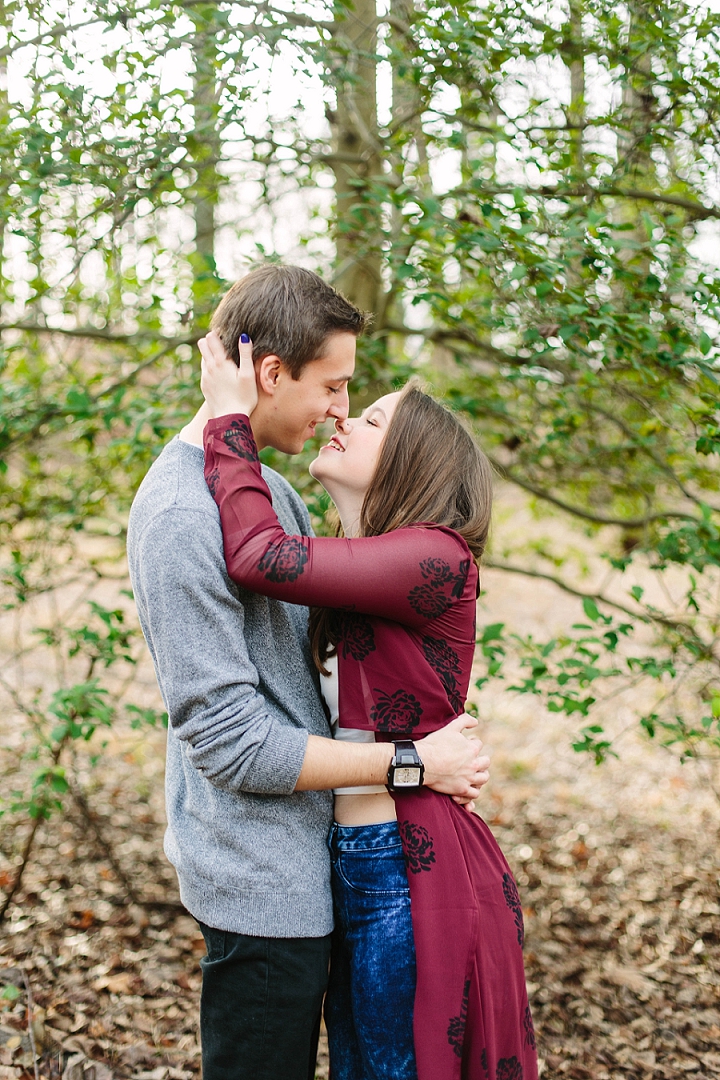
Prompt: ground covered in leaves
<box><xmin>1</xmin><ymin>718</ymin><xmax>718</xmax><ymax>1080</ymax></box>
<box><xmin>1</xmin><ymin>556</ymin><xmax>719</xmax><ymax>1079</ymax></box>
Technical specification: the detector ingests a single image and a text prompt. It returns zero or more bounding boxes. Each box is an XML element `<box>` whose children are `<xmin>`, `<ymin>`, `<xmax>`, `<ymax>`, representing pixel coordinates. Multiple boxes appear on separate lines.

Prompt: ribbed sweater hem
<box><xmin>178</xmin><ymin>874</ymin><xmax>334</xmax><ymax>939</ymax></box>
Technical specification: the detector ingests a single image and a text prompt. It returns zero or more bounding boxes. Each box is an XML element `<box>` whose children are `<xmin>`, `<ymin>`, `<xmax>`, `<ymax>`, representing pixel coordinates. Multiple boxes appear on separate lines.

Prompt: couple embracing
<box><xmin>128</xmin><ymin>265</ymin><xmax>538</xmax><ymax>1080</ymax></box>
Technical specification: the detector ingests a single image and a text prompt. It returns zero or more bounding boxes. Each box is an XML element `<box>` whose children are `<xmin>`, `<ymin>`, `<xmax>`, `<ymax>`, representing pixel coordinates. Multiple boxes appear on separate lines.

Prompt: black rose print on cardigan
<box><xmin>452</xmin><ymin>559</ymin><xmax>471</xmax><ymax>598</ymax></box>
<box><xmin>419</xmin><ymin>558</ymin><xmax>455</xmax><ymax>585</ymax></box>
<box><xmin>422</xmin><ymin>636</ymin><xmax>464</xmax><ymax>712</ymax></box>
<box><xmin>408</xmin><ymin>558</ymin><xmax>471</xmax><ymax>619</ymax></box>
<box><xmin>481</xmin><ymin>1049</ymin><xmax>489</xmax><ymax>1079</ymax></box>
<box><xmin>339</xmin><ymin>613</ymin><xmax>376</xmax><ymax>661</ymax></box>
<box><xmin>222</xmin><ymin>419</ymin><xmax>256</xmax><ymax>461</ymax></box>
<box><xmin>408</xmin><ymin>583</ymin><xmax>452</xmax><ymax>619</ymax></box>
<box><xmin>502</xmin><ymin>872</ymin><xmax>525</xmax><ymax>948</ymax></box>
<box><xmin>206</xmin><ymin>467</ymin><xmax>220</xmax><ymax>498</ymax></box>
<box><xmin>446</xmin><ymin>978</ymin><xmax>470</xmax><ymax>1058</ymax></box>
<box><xmin>370</xmin><ymin>689</ymin><xmax>423</xmax><ymax>732</ymax></box>
<box><xmin>523</xmin><ymin>1005</ymin><xmax>536</xmax><ymax>1049</ymax></box>
<box><xmin>398</xmin><ymin>821</ymin><xmax>436</xmax><ymax>873</ymax></box>
<box><xmin>258</xmin><ymin>538</ymin><xmax>309</xmax><ymax>583</ymax></box>
<box><xmin>496</xmin><ymin>1057</ymin><xmax>523</xmax><ymax>1080</ymax></box>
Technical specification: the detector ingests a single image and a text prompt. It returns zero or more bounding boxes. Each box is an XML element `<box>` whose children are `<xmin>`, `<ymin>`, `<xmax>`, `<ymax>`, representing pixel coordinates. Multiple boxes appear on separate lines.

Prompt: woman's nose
<box><xmin>334</xmin><ymin>417</ymin><xmax>351</xmax><ymax>434</ymax></box>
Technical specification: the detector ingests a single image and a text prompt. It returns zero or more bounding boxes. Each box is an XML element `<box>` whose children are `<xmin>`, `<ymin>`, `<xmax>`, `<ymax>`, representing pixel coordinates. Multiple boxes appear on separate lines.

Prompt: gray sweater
<box><xmin>127</xmin><ymin>436</ymin><xmax>334</xmax><ymax>937</ymax></box>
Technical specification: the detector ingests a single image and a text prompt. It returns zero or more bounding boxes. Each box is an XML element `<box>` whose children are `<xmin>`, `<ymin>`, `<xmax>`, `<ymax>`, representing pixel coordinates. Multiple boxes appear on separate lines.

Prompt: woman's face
<box><xmin>310</xmin><ymin>390</ymin><xmax>402</xmax><ymax>499</ymax></box>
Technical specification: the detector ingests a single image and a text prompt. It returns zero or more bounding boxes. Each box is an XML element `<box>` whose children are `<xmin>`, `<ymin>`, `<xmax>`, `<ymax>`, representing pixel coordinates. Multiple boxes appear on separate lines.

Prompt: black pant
<box><xmin>197</xmin><ymin>921</ymin><xmax>332</xmax><ymax>1080</ymax></box>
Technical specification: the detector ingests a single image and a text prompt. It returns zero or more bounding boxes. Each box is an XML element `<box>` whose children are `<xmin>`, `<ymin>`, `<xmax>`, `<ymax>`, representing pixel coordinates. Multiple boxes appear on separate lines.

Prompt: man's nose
<box><xmin>327</xmin><ymin>386</ymin><xmax>350</xmax><ymax>423</ymax></box>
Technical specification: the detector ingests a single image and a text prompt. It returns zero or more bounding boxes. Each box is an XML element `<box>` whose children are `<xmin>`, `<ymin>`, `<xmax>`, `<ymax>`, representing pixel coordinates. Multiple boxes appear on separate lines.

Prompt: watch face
<box><xmin>393</xmin><ymin>766</ymin><xmax>422</xmax><ymax>787</ymax></box>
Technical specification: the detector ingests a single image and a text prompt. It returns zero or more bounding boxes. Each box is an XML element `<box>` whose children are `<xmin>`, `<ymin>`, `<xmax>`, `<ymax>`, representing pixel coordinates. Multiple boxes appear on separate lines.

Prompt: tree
<box><xmin>1</xmin><ymin>0</ymin><xmax>720</xmax><ymax>912</ymax></box>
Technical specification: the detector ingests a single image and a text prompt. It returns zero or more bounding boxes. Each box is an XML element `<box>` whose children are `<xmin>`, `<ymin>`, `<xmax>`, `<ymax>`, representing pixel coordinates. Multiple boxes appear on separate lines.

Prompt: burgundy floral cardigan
<box><xmin>204</xmin><ymin>414</ymin><xmax>538</xmax><ymax>1080</ymax></box>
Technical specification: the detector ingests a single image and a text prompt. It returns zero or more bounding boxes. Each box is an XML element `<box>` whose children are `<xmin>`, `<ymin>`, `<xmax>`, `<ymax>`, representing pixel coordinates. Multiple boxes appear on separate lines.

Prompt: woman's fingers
<box><xmin>238</xmin><ymin>332</ymin><xmax>253</xmax><ymax>370</ymax></box>
<box><xmin>200</xmin><ymin>330</ymin><xmax>258</xmax><ymax>418</ymax></box>
<box><xmin>446</xmin><ymin>712</ymin><xmax>479</xmax><ymax>733</ymax></box>
<box><xmin>236</xmin><ymin>334</ymin><xmax>257</xmax><ymax>400</ymax></box>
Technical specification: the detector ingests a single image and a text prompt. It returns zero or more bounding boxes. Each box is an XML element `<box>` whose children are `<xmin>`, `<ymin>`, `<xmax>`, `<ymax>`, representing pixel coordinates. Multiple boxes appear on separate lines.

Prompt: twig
<box><xmin>449</xmin><ymin>182</ymin><xmax>720</xmax><ymax>221</ymax></box>
<box><xmin>0</xmin><ymin>817</ymin><xmax>44</xmax><ymax>925</ymax></box>
<box><xmin>488</xmin><ymin>463</ymin><xmax>700</xmax><ymax>529</ymax></box>
<box><xmin>68</xmin><ymin>776</ymin><xmax>142</xmax><ymax>907</ymax></box>
<box><xmin>21</xmin><ymin>970</ymin><xmax>40</xmax><ymax>1080</ymax></box>
<box><xmin>484</xmin><ymin>558</ymin><xmax>718</xmax><ymax>663</ymax></box>
<box><xmin>0</xmin><ymin>735</ymin><xmax>69</xmax><ymax>924</ymax></box>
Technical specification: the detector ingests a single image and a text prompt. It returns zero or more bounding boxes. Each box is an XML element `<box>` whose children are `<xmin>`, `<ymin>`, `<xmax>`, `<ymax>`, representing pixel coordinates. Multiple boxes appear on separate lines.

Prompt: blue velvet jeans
<box><xmin>325</xmin><ymin>820</ymin><xmax>419</xmax><ymax>1080</ymax></box>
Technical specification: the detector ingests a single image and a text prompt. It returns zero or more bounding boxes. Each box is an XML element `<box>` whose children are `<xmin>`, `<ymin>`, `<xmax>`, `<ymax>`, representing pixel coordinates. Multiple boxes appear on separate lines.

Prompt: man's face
<box><xmin>257</xmin><ymin>331</ymin><xmax>356</xmax><ymax>454</ymax></box>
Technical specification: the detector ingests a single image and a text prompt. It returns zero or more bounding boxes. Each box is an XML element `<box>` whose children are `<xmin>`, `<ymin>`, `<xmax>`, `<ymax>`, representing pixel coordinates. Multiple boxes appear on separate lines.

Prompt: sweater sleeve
<box><xmin>204</xmin><ymin>414</ymin><xmax>472</xmax><ymax>629</ymax></box>
<box><xmin>130</xmin><ymin>504</ymin><xmax>309</xmax><ymax>796</ymax></box>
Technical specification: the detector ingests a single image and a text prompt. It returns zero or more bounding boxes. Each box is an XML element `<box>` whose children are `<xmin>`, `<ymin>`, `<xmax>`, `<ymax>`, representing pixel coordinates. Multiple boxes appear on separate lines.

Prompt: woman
<box><xmin>199</xmin><ymin>332</ymin><xmax>538</xmax><ymax>1080</ymax></box>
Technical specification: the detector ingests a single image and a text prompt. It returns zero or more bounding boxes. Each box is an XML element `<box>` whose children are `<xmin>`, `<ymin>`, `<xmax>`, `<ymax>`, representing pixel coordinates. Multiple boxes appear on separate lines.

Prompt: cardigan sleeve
<box><xmin>203</xmin><ymin>414</ymin><xmax>473</xmax><ymax>630</ymax></box>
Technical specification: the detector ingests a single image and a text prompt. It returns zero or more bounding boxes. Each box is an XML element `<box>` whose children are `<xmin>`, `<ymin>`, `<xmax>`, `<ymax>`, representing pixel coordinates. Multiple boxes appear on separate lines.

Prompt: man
<box><xmin>127</xmin><ymin>265</ymin><xmax>487</xmax><ymax>1080</ymax></box>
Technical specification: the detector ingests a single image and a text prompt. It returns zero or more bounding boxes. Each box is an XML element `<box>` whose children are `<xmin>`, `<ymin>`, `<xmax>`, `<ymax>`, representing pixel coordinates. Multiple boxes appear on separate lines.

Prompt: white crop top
<box><xmin>320</xmin><ymin>654</ymin><xmax>387</xmax><ymax>796</ymax></box>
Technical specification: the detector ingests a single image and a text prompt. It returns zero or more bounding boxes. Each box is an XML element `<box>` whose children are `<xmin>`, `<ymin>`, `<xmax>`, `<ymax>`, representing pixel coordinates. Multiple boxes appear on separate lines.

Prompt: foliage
<box><xmin>0</xmin><ymin>0</ymin><xmax>719</xmax><ymax>836</ymax></box>
<box><xmin>2</xmin><ymin>597</ymin><xmax>166</xmax><ymax>824</ymax></box>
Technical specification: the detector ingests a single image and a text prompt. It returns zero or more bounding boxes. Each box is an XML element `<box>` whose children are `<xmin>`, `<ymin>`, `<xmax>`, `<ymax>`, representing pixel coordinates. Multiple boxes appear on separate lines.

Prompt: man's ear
<box><xmin>257</xmin><ymin>354</ymin><xmax>284</xmax><ymax>396</ymax></box>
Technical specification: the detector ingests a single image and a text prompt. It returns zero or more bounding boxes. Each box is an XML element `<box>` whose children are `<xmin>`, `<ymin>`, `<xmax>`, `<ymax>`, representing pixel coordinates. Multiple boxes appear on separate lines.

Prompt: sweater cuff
<box><xmin>242</xmin><ymin>724</ymin><xmax>310</xmax><ymax>795</ymax></box>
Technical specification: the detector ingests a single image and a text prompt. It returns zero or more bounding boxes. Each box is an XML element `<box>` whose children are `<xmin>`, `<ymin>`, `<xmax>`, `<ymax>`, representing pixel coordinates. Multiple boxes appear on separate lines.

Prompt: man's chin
<box><xmin>272</xmin><ymin>437</ymin><xmax>308</xmax><ymax>456</ymax></box>
<box><xmin>263</xmin><ymin>427</ymin><xmax>318</xmax><ymax>456</ymax></box>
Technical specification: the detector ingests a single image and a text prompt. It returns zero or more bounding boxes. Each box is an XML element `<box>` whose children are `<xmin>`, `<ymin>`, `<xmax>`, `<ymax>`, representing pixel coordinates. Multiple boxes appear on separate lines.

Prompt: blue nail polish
<box><xmin>240</xmin><ymin>333</ymin><xmax>250</xmax><ymax>343</ymax></box>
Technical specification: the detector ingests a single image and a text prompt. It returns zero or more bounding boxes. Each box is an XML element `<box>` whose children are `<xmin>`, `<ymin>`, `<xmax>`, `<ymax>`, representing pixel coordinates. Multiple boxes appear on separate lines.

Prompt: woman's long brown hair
<box><xmin>309</xmin><ymin>382</ymin><xmax>493</xmax><ymax>673</ymax></box>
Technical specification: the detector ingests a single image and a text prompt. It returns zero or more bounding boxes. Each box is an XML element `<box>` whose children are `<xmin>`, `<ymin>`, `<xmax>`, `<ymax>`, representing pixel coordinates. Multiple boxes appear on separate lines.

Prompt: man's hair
<box><xmin>210</xmin><ymin>265</ymin><xmax>369</xmax><ymax>379</ymax></box>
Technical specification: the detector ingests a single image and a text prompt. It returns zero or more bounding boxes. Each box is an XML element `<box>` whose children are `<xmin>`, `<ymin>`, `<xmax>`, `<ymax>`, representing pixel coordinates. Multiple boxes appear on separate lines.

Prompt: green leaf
<box><xmin>582</xmin><ymin>597</ymin><xmax>600</xmax><ymax>622</ymax></box>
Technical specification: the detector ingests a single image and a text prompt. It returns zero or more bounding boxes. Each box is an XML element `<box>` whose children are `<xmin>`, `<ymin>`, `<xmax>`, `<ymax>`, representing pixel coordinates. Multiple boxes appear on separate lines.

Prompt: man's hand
<box><xmin>417</xmin><ymin>713</ymin><xmax>490</xmax><ymax>800</ymax></box>
<box><xmin>200</xmin><ymin>330</ymin><xmax>258</xmax><ymax>419</ymax></box>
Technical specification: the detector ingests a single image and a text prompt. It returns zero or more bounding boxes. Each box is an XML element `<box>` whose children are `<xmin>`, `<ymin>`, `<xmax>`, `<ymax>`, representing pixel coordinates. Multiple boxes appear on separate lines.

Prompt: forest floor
<box><xmin>1</xmin><ymin>540</ymin><xmax>719</xmax><ymax>1079</ymax></box>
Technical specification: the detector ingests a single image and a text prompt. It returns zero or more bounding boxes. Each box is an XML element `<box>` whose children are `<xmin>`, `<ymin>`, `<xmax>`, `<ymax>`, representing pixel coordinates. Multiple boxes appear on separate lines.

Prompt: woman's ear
<box><xmin>257</xmin><ymin>354</ymin><xmax>283</xmax><ymax>396</ymax></box>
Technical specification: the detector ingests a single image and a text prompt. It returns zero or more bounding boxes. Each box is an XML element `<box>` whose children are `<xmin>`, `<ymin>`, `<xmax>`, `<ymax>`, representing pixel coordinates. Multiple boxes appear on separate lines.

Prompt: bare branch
<box><xmin>383</xmin><ymin>320</ymin><xmax>569</xmax><ymax>374</ymax></box>
<box><xmin>21</xmin><ymin>971</ymin><xmax>40</xmax><ymax>1080</ymax></box>
<box><xmin>68</xmin><ymin>775</ymin><xmax>142</xmax><ymax>906</ymax></box>
<box><xmin>0</xmin><ymin>322</ymin><xmax>192</xmax><ymax>347</ymax></box>
<box><xmin>490</xmin><ymin>462</ymin><xmax>701</xmax><ymax>528</ymax></box>
<box><xmin>485</xmin><ymin>558</ymin><xmax>718</xmax><ymax>663</ymax></box>
<box><xmin>0</xmin><ymin>336</ymin><xmax>197</xmax><ymax>458</ymax></box>
<box><xmin>451</xmin><ymin>183</ymin><xmax>720</xmax><ymax>220</ymax></box>
<box><xmin>0</xmin><ymin>17</ymin><xmax>108</xmax><ymax>59</ymax></box>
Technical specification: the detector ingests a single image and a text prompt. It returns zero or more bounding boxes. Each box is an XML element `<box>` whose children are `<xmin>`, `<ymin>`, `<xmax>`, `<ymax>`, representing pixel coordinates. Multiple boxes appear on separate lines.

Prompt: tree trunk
<box><xmin>189</xmin><ymin>8</ymin><xmax>221</xmax><ymax>322</ymax></box>
<box><xmin>567</xmin><ymin>2</ymin><xmax>585</xmax><ymax>174</ymax></box>
<box><xmin>328</xmin><ymin>0</ymin><xmax>383</xmax><ymax>316</ymax></box>
<box><xmin>0</xmin><ymin>0</ymin><xmax>6</xmax><ymax>310</ymax></box>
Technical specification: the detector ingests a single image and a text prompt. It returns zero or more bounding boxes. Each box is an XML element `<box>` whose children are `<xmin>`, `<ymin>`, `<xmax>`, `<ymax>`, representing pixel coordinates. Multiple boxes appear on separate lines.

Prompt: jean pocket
<box><xmin>333</xmin><ymin>847</ymin><xmax>409</xmax><ymax>897</ymax></box>
<box><xmin>199</xmin><ymin>923</ymin><xmax>227</xmax><ymax>962</ymax></box>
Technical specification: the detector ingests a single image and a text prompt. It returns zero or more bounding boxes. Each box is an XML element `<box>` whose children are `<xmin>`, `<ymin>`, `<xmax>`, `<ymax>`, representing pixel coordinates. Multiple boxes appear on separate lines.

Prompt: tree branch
<box><xmin>382</xmin><ymin>320</ymin><xmax>570</xmax><ymax>374</ymax></box>
<box><xmin>451</xmin><ymin>183</ymin><xmax>720</xmax><ymax>220</ymax></box>
<box><xmin>0</xmin><ymin>336</ymin><xmax>197</xmax><ymax>458</ymax></box>
<box><xmin>0</xmin><ymin>322</ymin><xmax>185</xmax><ymax>345</ymax></box>
<box><xmin>490</xmin><ymin>462</ymin><xmax>700</xmax><ymax>528</ymax></box>
<box><xmin>68</xmin><ymin>776</ymin><xmax>142</xmax><ymax>906</ymax></box>
<box><xmin>484</xmin><ymin>558</ymin><xmax>718</xmax><ymax>662</ymax></box>
<box><xmin>0</xmin><ymin>17</ymin><xmax>109</xmax><ymax>59</ymax></box>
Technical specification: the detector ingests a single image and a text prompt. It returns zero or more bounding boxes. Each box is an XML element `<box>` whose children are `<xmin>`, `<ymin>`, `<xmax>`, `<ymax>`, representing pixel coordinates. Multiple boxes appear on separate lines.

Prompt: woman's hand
<box><xmin>417</xmin><ymin>713</ymin><xmax>490</xmax><ymax>803</ymax></box>
<box><xmin>200</xmin><ymin>330</ymin><xmax>258</xmax><ymax>419</ymax></box>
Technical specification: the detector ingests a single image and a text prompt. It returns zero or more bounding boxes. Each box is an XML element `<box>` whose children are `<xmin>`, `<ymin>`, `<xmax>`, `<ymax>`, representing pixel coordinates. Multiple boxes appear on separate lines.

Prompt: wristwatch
<box><xmin>387</xmin><ymin>741</ymin><xmax>425</xmax><ymax>791</ymax></box>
